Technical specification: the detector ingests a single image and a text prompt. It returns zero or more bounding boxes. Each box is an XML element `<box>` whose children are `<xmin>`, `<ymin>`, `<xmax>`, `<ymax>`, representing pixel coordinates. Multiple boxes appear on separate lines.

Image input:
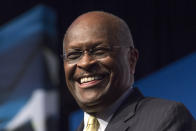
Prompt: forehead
<box><xmin>71</xmin><ymin>23</ymin><xmax>107</xmax><ymax>39</ymax></box>
<box><xmin>64</xmin><ymin>23</ymin><xmax>111</xmax><ymax>49</ymax></box>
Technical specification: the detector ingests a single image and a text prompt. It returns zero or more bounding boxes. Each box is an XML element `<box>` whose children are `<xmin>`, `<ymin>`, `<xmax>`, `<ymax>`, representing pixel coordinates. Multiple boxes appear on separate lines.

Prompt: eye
<box><xmin>66</xmin><ymin>51</ymin><xmax>82</xmax><ymax>60</ymax></box>
<box><xmin>93</xmin><ymin>47</ymin><xmax>110</xmax><ymax>55</ymax></box>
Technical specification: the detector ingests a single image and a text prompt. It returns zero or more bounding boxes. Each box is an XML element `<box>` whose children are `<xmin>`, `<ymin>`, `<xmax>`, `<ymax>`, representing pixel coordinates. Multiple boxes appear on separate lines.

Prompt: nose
<box><xmin>77</xmin><ymin>53</ymin><xmax>96</xmax><ymax>70</ymax></box>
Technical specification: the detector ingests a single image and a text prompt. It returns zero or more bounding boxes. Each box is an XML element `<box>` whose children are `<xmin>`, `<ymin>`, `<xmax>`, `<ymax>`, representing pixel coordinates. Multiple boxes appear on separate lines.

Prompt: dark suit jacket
<box><xmin>76</xmin><ymin>88</ymin><xmax>196</xmax><ymax>131</ymax></box>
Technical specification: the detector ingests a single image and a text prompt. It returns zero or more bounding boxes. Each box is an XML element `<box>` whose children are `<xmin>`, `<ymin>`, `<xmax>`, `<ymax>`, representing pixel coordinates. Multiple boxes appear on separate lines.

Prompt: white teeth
<box><xmin>80</xmin><ymin>76</ymin><xmax>101</xmax><ymax>84</ymax></box>
<box><xmin>84</xmin><ymin>78</ymin><xmax>88</xmax><ymax>82</ymax></box>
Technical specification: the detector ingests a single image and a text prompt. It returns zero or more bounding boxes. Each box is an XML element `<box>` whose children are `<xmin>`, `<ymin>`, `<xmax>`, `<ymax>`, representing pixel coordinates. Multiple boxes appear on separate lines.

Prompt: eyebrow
<box><xmin>67</xmin><ymin>41</ymin><xmax>106</xmax><ymax>49</ymax></box>
<box><xmin>67</xmin><ymin>48</ymin><xmax>82</xmax><ymax>52</ymax></box>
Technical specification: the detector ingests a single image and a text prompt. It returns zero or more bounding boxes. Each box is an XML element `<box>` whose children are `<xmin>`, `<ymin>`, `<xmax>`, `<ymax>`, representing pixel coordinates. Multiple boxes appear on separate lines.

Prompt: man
<box><xmin>63</xmin><ymin>11</ymin><xmax>196</xmax><ymax>131</ymax></box>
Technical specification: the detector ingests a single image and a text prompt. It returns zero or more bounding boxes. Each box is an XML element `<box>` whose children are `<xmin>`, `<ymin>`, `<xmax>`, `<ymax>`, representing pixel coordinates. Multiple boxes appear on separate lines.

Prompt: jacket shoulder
<box><xmin>133</xmin><ymin>97</ymin><xmax>196</xmax><ymax>130</ymax></box>
<box><xmin>137</xmin><ymin>97</ymin><xmax>187</xmax><ymax>117</ymax></box>
<box><xmin>139</xmin><ymin>97</ymin><xmax>180</xmax><ymax>110</ymax></box>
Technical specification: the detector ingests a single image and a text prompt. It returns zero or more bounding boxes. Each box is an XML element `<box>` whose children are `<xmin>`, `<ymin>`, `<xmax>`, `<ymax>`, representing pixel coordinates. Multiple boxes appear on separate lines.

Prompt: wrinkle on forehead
<box><xmin>64</xmin><ymin>11</ymin><xmax>134</xmax><ymax>47</ymax></box>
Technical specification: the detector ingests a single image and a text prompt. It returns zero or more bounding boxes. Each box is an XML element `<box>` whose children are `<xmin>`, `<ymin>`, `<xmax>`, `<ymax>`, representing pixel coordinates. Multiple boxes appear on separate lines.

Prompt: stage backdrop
<box><xmin>0</xmin><ymin>5</ymin><xmax>59</xmax><ymax>131</ymax></box>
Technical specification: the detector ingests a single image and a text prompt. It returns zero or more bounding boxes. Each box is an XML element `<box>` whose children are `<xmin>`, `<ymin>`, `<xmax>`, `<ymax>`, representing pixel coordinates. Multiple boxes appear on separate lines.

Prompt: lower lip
<box><xmin>79</xmin><ymin>79</ymin><xmax>103</xmax><ymax>88</ymax></box>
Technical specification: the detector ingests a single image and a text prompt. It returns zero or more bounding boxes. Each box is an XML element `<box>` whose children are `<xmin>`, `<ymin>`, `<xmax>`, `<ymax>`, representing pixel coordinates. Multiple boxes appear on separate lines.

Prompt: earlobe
<box><xmin>129</xmin><ymin>48</ymin><xmax>139</xmax><ymax>74</ymax></box>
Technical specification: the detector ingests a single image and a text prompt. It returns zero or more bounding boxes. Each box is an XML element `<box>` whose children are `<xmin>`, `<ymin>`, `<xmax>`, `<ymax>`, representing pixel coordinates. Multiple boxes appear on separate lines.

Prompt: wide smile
<box><xmin>77</xmin><ymin>74</ymin><xmax>107</xmax><ymax>89</ymax></box>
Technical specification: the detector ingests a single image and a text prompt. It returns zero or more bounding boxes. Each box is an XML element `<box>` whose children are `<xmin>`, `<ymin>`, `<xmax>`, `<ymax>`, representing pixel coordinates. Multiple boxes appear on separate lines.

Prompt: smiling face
<box><xmin>63</xmin><ymin>12</ymin><xmax>138</xmax><ymax>113</ymax></box>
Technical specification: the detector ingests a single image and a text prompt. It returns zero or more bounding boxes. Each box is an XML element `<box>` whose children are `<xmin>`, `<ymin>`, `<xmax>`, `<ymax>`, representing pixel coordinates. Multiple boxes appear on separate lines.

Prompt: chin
<box><xmin>78</xmin><ymin>101</ymin><xmax>106</xmax><ymax>114</ymax></box>
<box><xmin>73</xmin><ymin>88</ymin><xmax>106</xmax><ymax>113</ymax></box>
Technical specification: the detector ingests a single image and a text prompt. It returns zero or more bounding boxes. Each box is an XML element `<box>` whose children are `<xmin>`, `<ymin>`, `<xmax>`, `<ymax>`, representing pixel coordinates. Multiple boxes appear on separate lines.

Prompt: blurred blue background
<box><xmin>0</xmin><ymin>5</ymin><xmax>59</xmax><ymax>131</ymax></box>
<box><xmin>0</xmin><ymin>1</ymin><xmax>196</xmax><ymax>131</ymax></box>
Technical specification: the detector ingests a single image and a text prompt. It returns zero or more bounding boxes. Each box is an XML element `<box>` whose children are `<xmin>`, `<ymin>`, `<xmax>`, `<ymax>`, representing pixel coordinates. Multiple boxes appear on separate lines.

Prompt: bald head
<box><xmin>64</xmin><ymin>11</ymin><xmax>134</xmax><ymax>48</ymax></box>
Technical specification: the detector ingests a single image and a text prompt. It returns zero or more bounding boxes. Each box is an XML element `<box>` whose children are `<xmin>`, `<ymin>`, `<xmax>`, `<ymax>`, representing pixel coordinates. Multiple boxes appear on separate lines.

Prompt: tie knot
<box><xmin>86</xmin><ymin>115</ymin><xmax>99</xmax><ymax>131</ymax></box>
<box><xmin>88</xmin><ymin>116</ymin><xmax>98</xmax><ymax>125</ymax></box>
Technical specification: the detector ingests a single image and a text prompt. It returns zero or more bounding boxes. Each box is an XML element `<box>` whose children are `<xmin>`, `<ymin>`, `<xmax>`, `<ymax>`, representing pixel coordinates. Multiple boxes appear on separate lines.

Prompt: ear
<box><xmin>129</xmin><ymin>48</ymin><xmax>139</xmax><ymax>74</ymax></box>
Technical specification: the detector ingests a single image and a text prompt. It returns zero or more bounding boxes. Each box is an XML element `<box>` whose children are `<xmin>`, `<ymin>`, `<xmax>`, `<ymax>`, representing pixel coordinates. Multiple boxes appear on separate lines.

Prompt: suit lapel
<box><xmin>105</xmin><ymin>88</ymin><xmax>144</xmax><ymax>131</ymax></box>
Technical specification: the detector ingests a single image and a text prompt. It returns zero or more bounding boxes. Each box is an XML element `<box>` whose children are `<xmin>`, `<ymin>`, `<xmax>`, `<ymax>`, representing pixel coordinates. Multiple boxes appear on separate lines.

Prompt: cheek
<box><xmin>98</xmin><ymin>56</ymin><xmax>115</xmax><ymax>70</ymax></box>
<box><xmin>101</xmin><ymin>55</ymin><xmax>124</xmax><ymax>72</ymax></box>
<box><xmin>99</xmin><ymin>56</ymin><xmax>121</xmax><ymax>85</ymax></box>
<box><xmin>103</xmin><ymin>55</ymin><xmax>130</xmax><ymax>86</ymax></box>
<box><xmin>64</xmin><ymin>62</ymin><xmax>76</xmax><ymax>80</ymax></box>
<box><xmin>64</xmin><ymin>63</ymin><xmax>78</xmax><ymax>97</ymax></box>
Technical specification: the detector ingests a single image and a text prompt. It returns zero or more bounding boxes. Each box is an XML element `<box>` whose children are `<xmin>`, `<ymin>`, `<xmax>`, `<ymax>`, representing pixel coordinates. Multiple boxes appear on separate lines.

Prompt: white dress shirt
<box><xmin>83</xmin><ymin>87</ymin><xmax>133</xmax><ymax>131</ymax></box>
